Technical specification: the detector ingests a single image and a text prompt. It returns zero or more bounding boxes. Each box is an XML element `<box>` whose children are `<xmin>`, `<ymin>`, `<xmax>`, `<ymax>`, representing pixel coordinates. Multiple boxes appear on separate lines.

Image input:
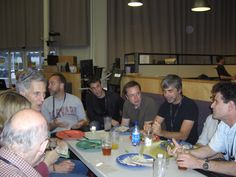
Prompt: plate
<box><xmin>116</xmin><ymin>153</ymin><xmax>153</xmax><ymax>168</ymax></box>
<box><xmin>76</xmin><ymin>139</ymin><xmax>102</xmax><ymax>151</ymax></box>
<box><xmin>56</xmin><ymin>130</ymin><xmax>85</xmax><ymax>140</ymax></box>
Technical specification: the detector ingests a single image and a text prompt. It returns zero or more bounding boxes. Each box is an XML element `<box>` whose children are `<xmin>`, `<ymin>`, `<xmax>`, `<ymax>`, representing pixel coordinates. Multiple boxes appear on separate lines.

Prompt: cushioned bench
<box><xmin>142</xmin><ymin>92</ymin><xmax>212</xmax><ymax>136</ymax></box>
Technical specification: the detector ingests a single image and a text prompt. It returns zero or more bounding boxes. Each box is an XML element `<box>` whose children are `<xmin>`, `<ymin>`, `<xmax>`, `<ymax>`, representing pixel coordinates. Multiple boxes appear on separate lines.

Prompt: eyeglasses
<box><xmin>18</xmin><ymin>70</ymin><xmax>35</xmax><ymax>82</ymax></box>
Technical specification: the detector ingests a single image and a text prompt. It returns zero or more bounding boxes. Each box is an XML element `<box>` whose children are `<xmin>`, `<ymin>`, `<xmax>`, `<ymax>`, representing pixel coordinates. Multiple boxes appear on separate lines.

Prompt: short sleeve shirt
<box><xmin>158</xmin><ymin>96</ymin><xmax>198</xmax><ymax>144</ymax></box>
<box><xmin>123</xmin><ymin>95</ymin><xmax>157</xmax><ymax>129</ymax></box>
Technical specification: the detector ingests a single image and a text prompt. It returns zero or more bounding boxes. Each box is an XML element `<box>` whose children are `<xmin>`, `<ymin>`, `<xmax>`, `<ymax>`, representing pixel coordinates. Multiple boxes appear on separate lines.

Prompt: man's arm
<box><xmin>153</xmin><ymin>116</ymin><xmax>194</xmax><ymax>141</ymax></box>
<box><xmin>121</xmin><ymin>118</ymin><xmax>130</xmax><ymax>127</ymax></box>
<box><xmin>177</xmin><ymin>146</ymin><xmax>236</xmax><ymax>176</ymax></box>
<box><xmin>71</xmin><ymin>119</ymin><xmax>88</xmax><ymax>129</ymax></box>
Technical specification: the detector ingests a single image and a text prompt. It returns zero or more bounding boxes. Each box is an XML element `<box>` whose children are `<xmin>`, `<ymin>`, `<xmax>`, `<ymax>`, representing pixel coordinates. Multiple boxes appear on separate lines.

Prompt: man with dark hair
<box><xmin>41</xmin><ymin>73</ymin><xmax>88</xmax><ymax>133</ymax></box>
<box><xmin>216</xmin><ymin>55</ymin><xmax>235</xmax><ymax>80</ymax></box>
<box><xmin>151</xmin><ymin>74</ymin><xmax>198</xmax><ymax>144</ymax></box>
<box><xmin>121</xmin><ymin>80</ymin><xmax>157</xmax><ymax>129</ymax></box>
<box><xmin>0</xmin><ymin>109</ymin><xmax>49</xmax><ymax>176</ymax></box>
<box><xmin>86</xmin><ymin>76</ymin><xmax>124</xmax><ymax>130</ymax></box>
<box><xmin>170</xmin><ymin>82</ymin><xmax>236</xmax><ymax>176</ymax></box>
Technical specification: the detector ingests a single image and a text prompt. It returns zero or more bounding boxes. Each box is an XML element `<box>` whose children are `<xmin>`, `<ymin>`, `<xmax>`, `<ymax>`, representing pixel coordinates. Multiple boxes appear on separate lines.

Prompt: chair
<box><xmin>107</xmin><ymin>68</ymin><xmax>123</xmax><ymax>94</ymax></box>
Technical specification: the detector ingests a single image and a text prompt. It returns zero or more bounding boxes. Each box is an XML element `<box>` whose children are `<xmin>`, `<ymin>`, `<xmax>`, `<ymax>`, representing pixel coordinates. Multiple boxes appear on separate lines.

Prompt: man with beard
<box><xmin>41</xmin><ymin>73</ymin><xmax>87</xmax><ymax>133</ymax></box>
<box><xmin>151</xmin><ymin>74</ymin><xmax>198</xmax><ymax>144</ymax></box>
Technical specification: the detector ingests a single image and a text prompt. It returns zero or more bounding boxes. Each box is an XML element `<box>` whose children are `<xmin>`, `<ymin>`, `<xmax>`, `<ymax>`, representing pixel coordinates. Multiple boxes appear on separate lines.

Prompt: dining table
<box><xmin>67</xmin><ymin>130</ymin><xmax>206</xmax><ymax>177</ymax></box>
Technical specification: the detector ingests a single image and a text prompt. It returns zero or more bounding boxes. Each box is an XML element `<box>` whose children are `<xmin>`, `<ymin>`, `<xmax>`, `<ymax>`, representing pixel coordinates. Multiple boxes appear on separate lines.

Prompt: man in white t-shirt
<box><xmin>196</xmin><ymin>114</ymin><xmax>219</xmax><ymax>146</ymax></box>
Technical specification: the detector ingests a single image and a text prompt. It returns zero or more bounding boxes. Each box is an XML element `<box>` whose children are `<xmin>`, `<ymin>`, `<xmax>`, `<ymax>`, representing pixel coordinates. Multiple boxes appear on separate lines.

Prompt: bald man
<box><xmin>0</xmin><ymin>109</ymin><xmax>49</xmax><ymax>177</ymax></box>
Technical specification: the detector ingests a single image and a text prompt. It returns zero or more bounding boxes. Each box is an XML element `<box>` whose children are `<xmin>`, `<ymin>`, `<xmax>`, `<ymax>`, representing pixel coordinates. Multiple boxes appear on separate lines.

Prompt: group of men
<box><xmin>0</xmin><ymin>68</ymin><xmax>236</xmax><ymax>177</ymax></box>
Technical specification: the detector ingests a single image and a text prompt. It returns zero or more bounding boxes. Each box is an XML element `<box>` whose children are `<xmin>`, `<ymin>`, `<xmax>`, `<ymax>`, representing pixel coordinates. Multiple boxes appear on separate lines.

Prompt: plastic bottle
<box><xmin>153</xmin><ymin>153</ymin><xmax>166</xmax><ymax>177</ymax></box>
<box><xmin>144</xmin><ymin>128</ymin><xmax>153</xmax><ymax>147</ymax></box>
<box><xmin>131</xmin><ymin>121</ymin><xmax>140</xmax><ymax>146</ymax></box>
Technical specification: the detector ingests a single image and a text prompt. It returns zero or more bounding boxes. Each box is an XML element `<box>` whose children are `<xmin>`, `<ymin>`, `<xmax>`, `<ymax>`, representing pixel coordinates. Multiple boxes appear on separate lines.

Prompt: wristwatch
<box><xmin>202</xmin><ymin>159</ymin><xmax>209</xmax><ymax>170</ymax></box>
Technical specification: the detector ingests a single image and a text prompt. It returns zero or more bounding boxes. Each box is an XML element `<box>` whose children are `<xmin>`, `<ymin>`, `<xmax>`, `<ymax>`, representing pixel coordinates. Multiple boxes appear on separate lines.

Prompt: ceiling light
<box><xmin>191</xmin><ymin>0</ymin><xmax>211</xmax><ymax>12</ymax></box>
<box><xmin>128</xmin><ymin>0</ymin><xmax>143</xmax><ymax>7</ymax></box>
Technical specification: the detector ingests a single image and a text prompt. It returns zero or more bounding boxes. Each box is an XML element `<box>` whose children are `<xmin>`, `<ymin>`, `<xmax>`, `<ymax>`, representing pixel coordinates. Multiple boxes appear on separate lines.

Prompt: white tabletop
<box><xmin>67</xmin><ymin>131</ymin><xmax>205</xmax><ymax>177</ymax></box>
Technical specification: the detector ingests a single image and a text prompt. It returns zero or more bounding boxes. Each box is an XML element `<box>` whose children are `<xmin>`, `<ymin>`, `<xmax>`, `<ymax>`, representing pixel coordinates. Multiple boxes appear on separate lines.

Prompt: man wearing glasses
<box><xmin>16</xmin><ymin>70</ymin><xmax>88</xmax><ymax>177</ymax></box>
<box><xmin>170</xmin><ymin>82</ymin><xmax>236</xmax><ymax>176</ymax></box>
<box><xmin>121</xmin><ymin>81</ymin><xmax>157</xmax><ymax>129</ymax></box>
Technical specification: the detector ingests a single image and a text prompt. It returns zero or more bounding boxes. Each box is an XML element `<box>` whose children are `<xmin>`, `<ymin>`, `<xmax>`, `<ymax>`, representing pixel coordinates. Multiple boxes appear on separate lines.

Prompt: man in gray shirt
<box><xmin>121</xmin><ymin>81</ymin><xmax>157</xmax><ymax>129</ymax></box>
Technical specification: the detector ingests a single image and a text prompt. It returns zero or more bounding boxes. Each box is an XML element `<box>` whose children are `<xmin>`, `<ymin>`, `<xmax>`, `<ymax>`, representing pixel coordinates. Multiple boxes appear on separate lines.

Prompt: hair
<box><xmin>161</xmin><ymin>74</ymin><xmax>182</xmax><ymax>91</ymax></box>
<box><xmin>1</xmin><ymin>110</ymin><xmax>48</xmax><ymax>153</ymax></box>
<box><xmin>16</xmin><ymin>69</ymin><xmax>46</xmax><ymax>93</ymax></box>
<box><xmin>87</xmin><ymin>76</ymin><xmax>101</xmax><ymax>87</ymax></box>
<box><xmin>212</xmin><ymin>82</ymin><xmax>236</xmax><ymax>105</ymax></box>
<box><xmin>216</xmin><ymin>55</ymin><xmax>224</xmax><ymax>63</ymax></box>
<box><xmin>50</xmin><ymin>72</ymin><xmax>67</xmax><ymax>87</ymax></box>
<box><xmin>0</xmin><ymin>91</ymin><xmax>31</xmax><ymax>127</ymax></box>
<box><xmin>122</xmin><ymin>81</ymin><xmax>141</xmax><ymax>96</ymax></box>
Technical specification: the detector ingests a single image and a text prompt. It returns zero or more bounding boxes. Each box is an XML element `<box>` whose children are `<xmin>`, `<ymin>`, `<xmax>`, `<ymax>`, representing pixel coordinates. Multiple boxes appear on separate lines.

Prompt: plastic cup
<box><xmin>102</xmin><ymin>137</ymin><xmax>112</xmax><ymax>156</ymax></box>
<box><xmin>104</xmin><ymin>117</ymin><xmax>112</xmax><ymax>131</ymax></box>
<box><xmin>111</xmin><ymin>131</ymin><xmax>120</xmax><ymax>150</ymax></box>
<box><xmin>176</xmin><ymin>148</ymin><xmax>188</xmax><ymax>170</ymax></box>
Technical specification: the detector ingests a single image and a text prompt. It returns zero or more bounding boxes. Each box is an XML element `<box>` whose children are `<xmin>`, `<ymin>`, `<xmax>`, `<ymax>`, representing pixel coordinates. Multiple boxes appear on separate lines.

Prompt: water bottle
<box><xmin>153</xmin><ymin>153</ymin><xmax>166</xmax><ymax>177</ymax></box>
<box><xmin>131</xmin><ymin>121</ymin><xmax>140</xmax><ymax>146</ymax></box>
<box><xmin>144</xmin><ymin>128</ymin><xmax>152</xmax><ymax>147</ymax></box>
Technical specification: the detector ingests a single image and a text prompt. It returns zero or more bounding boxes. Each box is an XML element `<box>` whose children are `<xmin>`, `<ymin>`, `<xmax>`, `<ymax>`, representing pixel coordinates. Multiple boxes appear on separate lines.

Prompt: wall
<box><xmin>139</xmin><ymin>65</ymin><xmax>236</xmax><ymax>78</ymax></box>
<box><xmin>59</xmin><ymin>0</ymin><xmax>107</xmax><ymax>70</ymax></box>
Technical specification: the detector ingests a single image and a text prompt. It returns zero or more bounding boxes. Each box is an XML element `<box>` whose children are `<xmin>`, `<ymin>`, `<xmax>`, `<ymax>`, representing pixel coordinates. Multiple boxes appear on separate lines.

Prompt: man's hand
<box><xmin>53</xmin><ymin>119</ymin><xmax>69</xmax><ymax>128</ymax></box>
<box><xmin>54</xmin><ymin>160</ymin><xmax>75</xmax><ymax>173</ymax></box>
<box><xmin>143</xmin><ymin>121</ymin><xmax>153</xmax><ymax>132</ymax></box>
<box><xmin>176</xmin><ymin>152</ymin><xmax>203</xmax><ymax>169</ymax></box>
<box><xmin>111</xmin><ymin>119</ymin><xmax>119</xmax><ymax>127</ymax></box>
<box><xmin>167</xmin><ymin>138</ymin><xmax>182</xmax><ymax>157</ymax></box>
<box><xmin>71</xmin><ymin>120</ymin><xmax>87</xmax><ymax>129</ymax></box>
<box><xmin>152</xmin><ymin>119</ymin><xmax>162</xmax><ymax>136</ymax></box>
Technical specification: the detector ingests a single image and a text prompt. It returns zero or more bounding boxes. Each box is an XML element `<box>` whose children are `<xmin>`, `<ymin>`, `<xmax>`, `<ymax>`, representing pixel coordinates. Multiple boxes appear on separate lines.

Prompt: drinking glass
<box><xmin>102</xmin><ymin>136</ymin><xmax>112</xmax><ymax>156</ymax></box>
<box><xmin>104</xmin><ymin>116</ymin><xmax>112</xmax><ymax>131</ymax></box>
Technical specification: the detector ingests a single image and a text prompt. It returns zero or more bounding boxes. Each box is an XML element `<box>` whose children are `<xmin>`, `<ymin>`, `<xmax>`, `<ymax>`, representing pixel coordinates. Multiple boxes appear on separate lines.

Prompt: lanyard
<box><xmin>53</xmin><ymin>94</ymin><xmax>66</xmax><ymax>119</ymax></box>
<box><xmin>169</xmin><ymin>99</ymin><xmax>182</xmax><ymax>131</ymax></box>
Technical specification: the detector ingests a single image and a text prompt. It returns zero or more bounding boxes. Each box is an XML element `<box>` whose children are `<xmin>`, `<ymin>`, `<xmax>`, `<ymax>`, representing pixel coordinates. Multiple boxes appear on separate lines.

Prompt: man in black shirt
<box><xmin>86</xmin><ymin>77</ymin><xmax>124</xmax><ymax>130</ymax></box>
<box><xmin>151</xmin><ymin>74</ymin><xmax>198</xmax><ymax>144</ymax></box>
<box><xmin>216</xmin><ymin>55</ymin><xmax>235</xmax><ymax>80</ymax></box>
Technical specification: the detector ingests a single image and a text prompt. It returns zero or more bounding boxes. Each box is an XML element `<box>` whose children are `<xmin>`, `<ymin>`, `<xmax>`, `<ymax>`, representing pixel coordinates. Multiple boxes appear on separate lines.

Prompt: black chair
<box><xmin>107</xmin><ymin>68</ymin><xmax>123</xmax><ymax>94</ymax></box>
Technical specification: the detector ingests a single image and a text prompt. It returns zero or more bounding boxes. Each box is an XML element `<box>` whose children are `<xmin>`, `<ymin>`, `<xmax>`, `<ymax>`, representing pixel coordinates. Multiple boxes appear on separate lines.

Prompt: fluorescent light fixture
<box><xmin>128</xmin><ymin>0</ymin><xmax>143</xmax><ymax>7</ymax></box>
<box><xmin>191</xmin><ymin>0</ymin><xmax>211</xmax><ymax>12</ymax></box>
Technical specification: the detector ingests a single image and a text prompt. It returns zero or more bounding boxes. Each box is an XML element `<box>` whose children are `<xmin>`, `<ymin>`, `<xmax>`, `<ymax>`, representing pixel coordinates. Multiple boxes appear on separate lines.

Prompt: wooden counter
<box><xmin>121</xmin><ymin>74</ymin><xmax>219</xmax><ymax>101</ymax></box>
<box><xmin>43</xmin><ymin>72</ymin><xmax>81</xmax><ymax>98</ymax></box>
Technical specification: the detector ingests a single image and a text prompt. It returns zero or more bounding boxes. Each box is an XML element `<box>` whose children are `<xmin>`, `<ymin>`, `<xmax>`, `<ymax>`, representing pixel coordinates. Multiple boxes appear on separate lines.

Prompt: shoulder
<box><xmin>43</xmin><ymin>96</ymin><xmax>53</xmax><ymax>103</ymax></box>
<box><xmin>66</xmin><ymin>93</ymin><xmax>82</xmax><ymax>102</ymax></box>
<box><xmin>182</xmin><ymin>96</ymin><xmax>197</xmax><ymax>107</ymax></box>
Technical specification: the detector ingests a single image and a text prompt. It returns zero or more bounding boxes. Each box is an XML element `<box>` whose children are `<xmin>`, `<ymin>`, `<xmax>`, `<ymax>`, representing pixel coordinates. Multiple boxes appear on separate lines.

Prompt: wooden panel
<box><xmin>121</xmin><ymin>74</ymin><xmax>219</xmax><ymax>101</ymax></box>
<box><xmin>43</xmin><ymin>71</ymin><xmax>81</xmax><ymax>98</ymax></box>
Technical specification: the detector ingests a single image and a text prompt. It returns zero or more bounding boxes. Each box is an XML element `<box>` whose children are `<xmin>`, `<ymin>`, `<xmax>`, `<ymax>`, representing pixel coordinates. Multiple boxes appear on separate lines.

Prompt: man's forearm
<box><xmin>160</xmin><ymin>130</ymin><xmax>188</xmax><ymax>141</ymax></box>
<box><xmin>190</xmin><ymin>146</ymin><xmax>216</xmax><ymax>159</ymax></box>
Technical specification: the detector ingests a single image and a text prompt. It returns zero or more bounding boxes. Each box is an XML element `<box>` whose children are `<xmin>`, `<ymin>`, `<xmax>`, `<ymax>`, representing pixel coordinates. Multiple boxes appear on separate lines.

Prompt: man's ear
<box><xmin>39</xmin><ymin>139</ymin><xmax>49</xmax><ymax>154</ymax></box>
<box><xmin>228</xmin><ymin>101</ymin><xmax>236</xmax><ymax>112</ymax></box>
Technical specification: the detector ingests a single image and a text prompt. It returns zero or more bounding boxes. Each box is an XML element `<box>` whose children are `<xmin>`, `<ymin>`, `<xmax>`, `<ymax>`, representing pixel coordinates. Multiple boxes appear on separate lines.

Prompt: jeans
<box><xmin>50</xmin><ymin>158</ymin><xmax>88</xmax><ymax>177</ymax></box>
